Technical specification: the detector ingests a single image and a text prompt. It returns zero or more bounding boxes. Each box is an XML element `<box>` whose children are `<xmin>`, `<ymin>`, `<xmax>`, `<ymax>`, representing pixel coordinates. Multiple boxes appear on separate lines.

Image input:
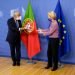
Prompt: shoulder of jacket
<box><xmin>8</xmin><ymin>17</ymin><xmax>13</xmax><ymax>22</ymax></box>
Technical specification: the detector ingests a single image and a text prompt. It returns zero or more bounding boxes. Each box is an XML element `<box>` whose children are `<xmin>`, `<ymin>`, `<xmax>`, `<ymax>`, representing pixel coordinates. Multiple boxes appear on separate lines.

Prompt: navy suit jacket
<box><xmin>6</xmin><ymin>17</ymin><xmax>22</xmax><ymax>44</ymax></box>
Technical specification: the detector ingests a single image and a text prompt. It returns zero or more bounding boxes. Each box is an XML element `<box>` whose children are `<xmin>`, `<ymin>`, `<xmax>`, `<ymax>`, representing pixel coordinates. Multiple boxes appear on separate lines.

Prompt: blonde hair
<box><xmin>48</xmin><ymin>11</ymin><xmax>56</xmax><ymax>20</ymax></box>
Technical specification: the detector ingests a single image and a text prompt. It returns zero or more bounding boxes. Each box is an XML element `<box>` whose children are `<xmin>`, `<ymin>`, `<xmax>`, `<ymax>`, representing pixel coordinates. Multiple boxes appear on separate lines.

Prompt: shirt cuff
<box><xmin>19</xmin><ymin>28</ymin><xmax>20</xmax><ymax>31</ymax></box>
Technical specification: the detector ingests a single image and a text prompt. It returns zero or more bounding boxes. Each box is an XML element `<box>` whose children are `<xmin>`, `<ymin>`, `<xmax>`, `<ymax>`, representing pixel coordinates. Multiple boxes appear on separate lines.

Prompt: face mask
<box><xmin>16</xmin><ymin>16</ymin><xmax>22</xmax><ymax>20</ymax></box>
<box><xmin>48</xmin><ymin>18</ymin><xmax>52</xmax><ymax>22</ymax></box>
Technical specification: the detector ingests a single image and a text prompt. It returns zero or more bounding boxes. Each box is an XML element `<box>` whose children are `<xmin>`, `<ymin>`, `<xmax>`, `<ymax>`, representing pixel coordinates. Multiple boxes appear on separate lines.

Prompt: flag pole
<box><xmin>27</xmin><ymin>58</ymin><xmax>36</xmax><ymax>64</ymax></box>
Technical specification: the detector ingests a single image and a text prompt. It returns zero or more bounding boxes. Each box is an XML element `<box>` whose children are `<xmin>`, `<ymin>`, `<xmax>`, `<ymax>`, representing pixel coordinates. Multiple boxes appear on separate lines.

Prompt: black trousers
<box><xmin>9</xmin><ymin>41</ymin><xmax>21</xmax><ymax>63</ymax></box>
<box><xmin>47</xmin><ymin>38</ymin><xmax>59</xmax><ymax>68</ymax></box>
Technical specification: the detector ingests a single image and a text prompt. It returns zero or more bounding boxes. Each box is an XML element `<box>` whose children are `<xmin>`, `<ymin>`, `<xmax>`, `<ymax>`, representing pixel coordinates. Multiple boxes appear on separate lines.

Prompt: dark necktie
<box><xmin>16</xmin><ymin>21</ymin><xmax>19</xmax><ymax>28</ymax></box>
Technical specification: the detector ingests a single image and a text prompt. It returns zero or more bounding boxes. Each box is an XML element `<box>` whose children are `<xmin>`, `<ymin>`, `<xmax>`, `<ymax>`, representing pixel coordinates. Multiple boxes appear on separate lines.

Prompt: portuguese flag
<box><xmin>21</xmin><ymin>1</ymin><xmax>40</xmax><ymax>59</ymax></box>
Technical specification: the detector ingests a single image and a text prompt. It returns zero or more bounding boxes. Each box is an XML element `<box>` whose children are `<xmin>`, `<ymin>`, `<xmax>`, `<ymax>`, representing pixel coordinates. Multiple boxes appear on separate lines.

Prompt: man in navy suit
<box><xmin>6</xmin><ymin>11</ymin><xmax>24</xmax><ymax>66</ymax></box>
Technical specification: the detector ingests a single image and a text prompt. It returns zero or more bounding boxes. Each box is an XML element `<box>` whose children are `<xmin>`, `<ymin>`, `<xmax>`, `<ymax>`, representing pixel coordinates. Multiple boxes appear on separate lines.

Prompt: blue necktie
<box><xmin>16</xmin><ymin>21</ymin><xmax>19</xmax><ymax>28</ymax></box>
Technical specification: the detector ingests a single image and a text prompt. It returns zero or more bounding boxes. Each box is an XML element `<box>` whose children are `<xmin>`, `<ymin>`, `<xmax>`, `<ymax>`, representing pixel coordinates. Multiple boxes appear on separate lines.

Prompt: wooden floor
<box><xmin>0</xmin><ymin>57</ymin><xmax>75</xmax><ymax>75</ymax></box>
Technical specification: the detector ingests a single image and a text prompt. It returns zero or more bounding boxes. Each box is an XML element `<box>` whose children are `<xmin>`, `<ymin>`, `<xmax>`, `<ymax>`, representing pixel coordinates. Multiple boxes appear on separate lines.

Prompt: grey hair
<box><xmin>10</xmin><ymin>9</ymin><xmax>20</xmax><ymax>17</ymax></box>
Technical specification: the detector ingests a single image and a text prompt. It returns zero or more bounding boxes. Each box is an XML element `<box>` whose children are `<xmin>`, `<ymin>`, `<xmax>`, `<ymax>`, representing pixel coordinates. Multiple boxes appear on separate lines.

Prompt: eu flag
<box><xmin>54</xmin><ymin>0</ymin><xmax>70</xmax><ymax>58</ymax></box>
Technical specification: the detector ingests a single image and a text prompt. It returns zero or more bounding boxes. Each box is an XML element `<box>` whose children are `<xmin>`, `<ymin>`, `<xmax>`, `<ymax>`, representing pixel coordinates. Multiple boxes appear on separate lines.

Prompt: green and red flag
<box><xmin>21</xmin><ymin>1</ymin><xmax>40</xmax><ymax>59</ymax></box>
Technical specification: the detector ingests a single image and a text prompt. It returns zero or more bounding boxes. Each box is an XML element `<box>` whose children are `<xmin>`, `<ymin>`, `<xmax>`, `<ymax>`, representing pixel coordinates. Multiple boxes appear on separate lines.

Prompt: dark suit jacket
<box><xmin>6</xmin><ymin>17</ymin><xmax>22</xmax><ymax>44</ymax></box>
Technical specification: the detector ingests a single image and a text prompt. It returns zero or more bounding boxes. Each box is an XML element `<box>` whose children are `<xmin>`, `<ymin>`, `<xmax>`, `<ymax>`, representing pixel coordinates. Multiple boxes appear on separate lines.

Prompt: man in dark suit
<box><xmin>6</xmin><ymin>11</ymin><xmax>24</xmax><ymax>66</ymax></box>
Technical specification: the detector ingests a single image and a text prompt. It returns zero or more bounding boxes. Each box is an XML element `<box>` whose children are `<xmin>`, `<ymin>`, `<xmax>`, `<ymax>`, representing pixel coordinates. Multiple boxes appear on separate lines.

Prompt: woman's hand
<box><xmin>42</xmin><ymin>32</ymin><xmax>47</xmax><ymax>36</ymax></box>
<box><xmin>37</xmin><ymin>28</ymin><xmax>44</xmax><ymax>34</ymax></box>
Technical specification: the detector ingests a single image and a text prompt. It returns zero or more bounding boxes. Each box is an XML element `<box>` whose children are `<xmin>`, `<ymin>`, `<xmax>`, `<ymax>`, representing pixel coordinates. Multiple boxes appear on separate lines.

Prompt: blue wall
<box><xmin>0</xmin><ymin>0</ymin><xmax>75</xmax><ymax>63</ymax></box>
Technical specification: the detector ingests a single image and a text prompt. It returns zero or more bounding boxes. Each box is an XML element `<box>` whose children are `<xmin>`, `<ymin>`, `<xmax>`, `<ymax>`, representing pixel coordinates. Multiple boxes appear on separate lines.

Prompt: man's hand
<box><xmin>19</xmin><ymin>27</ymin><xmax>25</xmax><ymax>31</ymax></box>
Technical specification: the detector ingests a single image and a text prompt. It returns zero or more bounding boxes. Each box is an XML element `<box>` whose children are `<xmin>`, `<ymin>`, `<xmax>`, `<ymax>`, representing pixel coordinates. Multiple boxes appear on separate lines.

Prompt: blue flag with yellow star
<box><xmin>54</xmin><ymin>0</ymin><xmax>70</xmax><ymax>58</ymax></box>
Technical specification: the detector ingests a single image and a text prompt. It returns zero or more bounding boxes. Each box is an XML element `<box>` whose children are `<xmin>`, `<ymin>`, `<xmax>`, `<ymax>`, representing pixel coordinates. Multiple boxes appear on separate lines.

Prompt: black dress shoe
<box><xmin>45</xmin><ymin>66</ymin><xmax>52</xmax><ymax>69</ymax></box>
<box><xmin>17</xmin><ymin>63</ymin><xmax>20</xmax><ymax>66</ymax></box>
<box><xmin>12</xmin><ymin>62</ymin><xmax>16</xmax><ymax>66</ymax></box>
<box><xmin>51</xmin><ymin>67</ymin><xmax>58</xmax><ymax>71</ymax></box>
